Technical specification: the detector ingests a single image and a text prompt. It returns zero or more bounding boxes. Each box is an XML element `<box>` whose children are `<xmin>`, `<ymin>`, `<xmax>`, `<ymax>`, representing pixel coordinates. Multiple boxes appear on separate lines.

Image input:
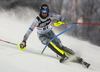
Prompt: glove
<box><xmin>20</xmin><ymin>41</ymin><xmax>26</xmax><ymax>48</ymax></box>
<box><xmin>59</xmin><ymin>16</ymin><xmax>64</xmax><ymax>22</ymax></box>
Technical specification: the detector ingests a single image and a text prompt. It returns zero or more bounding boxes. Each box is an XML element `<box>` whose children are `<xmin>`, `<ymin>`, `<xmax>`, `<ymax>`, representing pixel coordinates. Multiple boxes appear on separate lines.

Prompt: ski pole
<box><xmin>0</xmin><ymin>39</ymin><xmax>25</xmax><ymax>51</ymax></box>
<box><xmin>54</xmin><ymin>21</ymin><xmax>100</xmax><ymax>27</ymax></box>
<box><xmin>41</xmin><ymin>24</ymin><xmax>78</xmax><ymax>54</ymax></box>
<box><xmin>54</xmin><ymin>21</ymin><xmax>76</xmax><ymax>27</ymax></box>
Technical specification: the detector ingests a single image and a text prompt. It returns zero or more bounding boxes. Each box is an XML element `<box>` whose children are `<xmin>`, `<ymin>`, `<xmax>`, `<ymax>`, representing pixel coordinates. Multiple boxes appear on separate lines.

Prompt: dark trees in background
<box><xmin>0</xmin><ymin>0</ymin><xmax>100</xmax><ymax>46</ymax></box>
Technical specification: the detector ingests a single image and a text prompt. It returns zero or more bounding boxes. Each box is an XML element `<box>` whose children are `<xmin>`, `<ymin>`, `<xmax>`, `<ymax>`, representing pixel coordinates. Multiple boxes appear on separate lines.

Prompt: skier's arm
<box><xmin>23</xmin><ymin>19</ymin><xmax>38</xmax><ymax>41</ymax></box>
<box><xmin>20</xmin><ymin>19</ymin><xmax>38</xmax><ymax>48</ymax></box>
<box><xmin>51</xmin><ymin>12</ymin><xmax>64</xmax><ymax>22</ymax></box>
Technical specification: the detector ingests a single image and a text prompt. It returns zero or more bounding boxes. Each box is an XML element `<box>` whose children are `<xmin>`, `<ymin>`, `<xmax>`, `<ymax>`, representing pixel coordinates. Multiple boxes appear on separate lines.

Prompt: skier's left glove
<box><xmin>59</xmin><ymin>16</ymin><xmax>64</xmax><ymax>22</ymax></box>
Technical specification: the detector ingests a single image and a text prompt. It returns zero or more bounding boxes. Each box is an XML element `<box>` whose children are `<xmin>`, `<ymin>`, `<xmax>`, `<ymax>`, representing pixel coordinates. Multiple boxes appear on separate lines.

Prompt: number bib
<box><xmin>36</xmin><ymin>24</ymin><xmax>52</xmax><ymax>34</ymax></box>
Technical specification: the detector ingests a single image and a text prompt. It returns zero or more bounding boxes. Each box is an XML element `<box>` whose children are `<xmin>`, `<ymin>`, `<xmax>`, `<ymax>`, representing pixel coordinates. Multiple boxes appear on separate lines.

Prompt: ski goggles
<box><xmin>41</xmin><ymin>10</ymin><xmax>48</xmax><ymax>13</ymax></box>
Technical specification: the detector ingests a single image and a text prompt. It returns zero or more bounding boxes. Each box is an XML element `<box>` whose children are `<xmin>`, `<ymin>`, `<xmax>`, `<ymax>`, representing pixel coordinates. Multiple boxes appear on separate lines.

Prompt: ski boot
<box><xmin>60</xmin><ymin>53</ymin><xmax>68</xmax><ymax>63</ymax></box>
<box><xmin>78</xmin><ymin>58</ymin><xmax>90</xmax><ymax>68</ymax></box>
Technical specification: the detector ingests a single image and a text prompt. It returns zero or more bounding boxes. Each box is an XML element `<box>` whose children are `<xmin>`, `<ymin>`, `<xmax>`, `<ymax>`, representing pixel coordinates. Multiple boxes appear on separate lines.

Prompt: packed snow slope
<box><xmin>0</xmin><ymin>8</ymin><xmax>100</xmax><ymax>72</ymax></box>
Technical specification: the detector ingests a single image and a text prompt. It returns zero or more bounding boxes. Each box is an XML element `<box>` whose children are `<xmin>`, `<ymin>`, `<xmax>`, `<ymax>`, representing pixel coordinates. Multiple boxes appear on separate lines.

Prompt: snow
<box><xmin>0</xmin><ymin>8</ymin><xmax>100</xmax><ymax>72</ymax></box>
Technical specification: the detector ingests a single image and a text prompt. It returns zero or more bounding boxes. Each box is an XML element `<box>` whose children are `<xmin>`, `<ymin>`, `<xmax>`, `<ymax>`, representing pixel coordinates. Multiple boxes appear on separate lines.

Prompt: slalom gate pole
<box><xmin>41</xmin><ymin>24</ymin><xmax>78</xmax><ymax>54</ymax></box>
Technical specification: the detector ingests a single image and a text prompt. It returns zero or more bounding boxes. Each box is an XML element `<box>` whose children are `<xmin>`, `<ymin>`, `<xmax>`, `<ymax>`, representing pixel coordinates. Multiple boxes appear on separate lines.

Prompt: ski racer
<box><xmin>20</xmin><ymin>4</ymin><xmax>90</xmax><ymax>67</ymax></box>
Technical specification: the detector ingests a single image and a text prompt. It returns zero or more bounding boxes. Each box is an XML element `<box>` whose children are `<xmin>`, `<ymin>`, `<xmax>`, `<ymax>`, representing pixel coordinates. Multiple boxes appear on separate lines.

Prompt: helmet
<box><xmin>40</xmin><ymin>4</ymin><xmax>49</xmax><ymax>14</ymax></box>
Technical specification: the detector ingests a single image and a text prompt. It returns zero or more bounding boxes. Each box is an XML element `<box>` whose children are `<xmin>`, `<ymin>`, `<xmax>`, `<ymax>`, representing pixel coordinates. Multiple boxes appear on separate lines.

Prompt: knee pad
<box><xmin>41</xmin><ymin>39</ymin><xmax>50</xmax><ymax>45</ymax></box>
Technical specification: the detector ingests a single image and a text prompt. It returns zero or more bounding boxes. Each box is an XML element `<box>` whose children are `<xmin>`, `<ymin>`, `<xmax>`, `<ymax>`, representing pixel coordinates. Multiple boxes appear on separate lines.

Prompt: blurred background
<box><xmin>0</xmin><ymin>0</ymin><xmax>100</xmax><ymax>46</ymax></box>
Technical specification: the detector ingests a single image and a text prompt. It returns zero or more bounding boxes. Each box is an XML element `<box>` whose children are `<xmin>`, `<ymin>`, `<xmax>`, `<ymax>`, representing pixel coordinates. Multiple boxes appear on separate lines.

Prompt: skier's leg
<box><xmin>37</xmin><ymin>33</ymin><xmax>49</xmax><ymax>45</ymax></box>
<box><xmin>48</xmin><ymin>41</ymin><xmax>66</xmax><ymax>57</ymax></box>
<box><xmin>48</xmin><ymin>41</ymin><xmax>69</xmax><ymax>63</ymax></box>
<box><xmin>51</xmin><ymin>34</ymin><xmax>83</xmax><ymax>62</ymax></box>
<box><xmin>46</xmin><ymin>31</ymin><xmax>90</xmax><ymax>66</ymax></box>
<box><xmin>48</xmin><ymin>30</ymin><xmax>63</xmax><ymax>49</ymax></box>
<box><xmin>37</xmin><ymin>33</ymin><xmax>68</xmax><ymax>58</ymax></box>
<box><xmin>51</xmin><ymin>40</ymin><xmax>89</xmax><ymax>65</ymax></box>
<box><xmin>61</xmin><ymin>46</ymin><xmax>75</xmax><ymax>56</ymax></box>
<box><xmin>49</xmin><ymin>31</ymin><xmax>75</xmax><ymax>56</ymax></box>
<box><xmin>61</xmin><ymin>46</ymin><xmax>82</xmax><ymax>61</ymax></box>
<box><xmin>61</xmin><ymin>46</ymin><xmax>87</xmax><ymax>64</ymax></box>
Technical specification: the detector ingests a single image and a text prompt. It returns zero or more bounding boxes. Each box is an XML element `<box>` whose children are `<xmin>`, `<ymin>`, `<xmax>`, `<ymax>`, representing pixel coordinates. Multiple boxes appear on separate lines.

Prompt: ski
<box><xmin>59</xmin><ymin>56</ymin><xmax>90</xmax><ymax>68</ymax></box>
<box><xmin>81</xmin><ymin>61</ymin><xmax>90</xmax><ymax>68</ymax></box>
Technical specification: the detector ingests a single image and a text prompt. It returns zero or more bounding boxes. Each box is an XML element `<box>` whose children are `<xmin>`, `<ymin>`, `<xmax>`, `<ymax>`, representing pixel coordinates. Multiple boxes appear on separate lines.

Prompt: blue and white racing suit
<box><xmin>23</xmin><ymin>12</ymin><xmax>63</xmax><ymax>49</ymax></box>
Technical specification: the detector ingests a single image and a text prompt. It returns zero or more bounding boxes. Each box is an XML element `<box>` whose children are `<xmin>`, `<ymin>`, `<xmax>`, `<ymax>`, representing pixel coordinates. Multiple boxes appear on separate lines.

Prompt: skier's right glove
<box><xmin>20</xmin><ymin>41</ymin><xmax>26</xmax><ymax>50</ymax></box>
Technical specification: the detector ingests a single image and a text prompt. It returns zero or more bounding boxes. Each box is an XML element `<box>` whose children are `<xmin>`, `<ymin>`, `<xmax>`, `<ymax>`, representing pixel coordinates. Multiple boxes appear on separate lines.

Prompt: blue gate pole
<box><xmin>41</xmin><ymin>24</ymin><xmax>78</xmax><ymax>54</ymax></box>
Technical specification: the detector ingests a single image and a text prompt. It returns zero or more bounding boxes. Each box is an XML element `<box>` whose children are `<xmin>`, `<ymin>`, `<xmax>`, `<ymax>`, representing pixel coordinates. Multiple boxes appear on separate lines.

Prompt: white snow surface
<box><xmin>0</xmin><ymin>8</ymin><xmax>100</xmax><ymax>72</ymax></box>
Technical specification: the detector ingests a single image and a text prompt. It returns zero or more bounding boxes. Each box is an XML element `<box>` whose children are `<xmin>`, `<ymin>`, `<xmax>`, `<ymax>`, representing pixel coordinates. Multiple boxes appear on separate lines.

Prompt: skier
<box><xmin>20</xmin><ymin>4</ymin><xmax>90</xmax><ymax>68</ymax></box>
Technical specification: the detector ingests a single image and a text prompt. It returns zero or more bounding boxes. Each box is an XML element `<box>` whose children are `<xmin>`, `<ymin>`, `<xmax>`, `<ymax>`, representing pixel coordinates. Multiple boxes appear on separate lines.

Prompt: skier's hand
<box><xmin>54</xmin><ymin>21</ymin><xmax>65</xmax><ymax>27</ymax></box>
<box><xmin>59</xmin><ymin>16</ymin><xmax>64</xmax><ymax>22</ymax></box>
<box><xmin>20</xmin><ymin>41</ymin><xmax>26</xmax><ymax>48</ymax></box>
